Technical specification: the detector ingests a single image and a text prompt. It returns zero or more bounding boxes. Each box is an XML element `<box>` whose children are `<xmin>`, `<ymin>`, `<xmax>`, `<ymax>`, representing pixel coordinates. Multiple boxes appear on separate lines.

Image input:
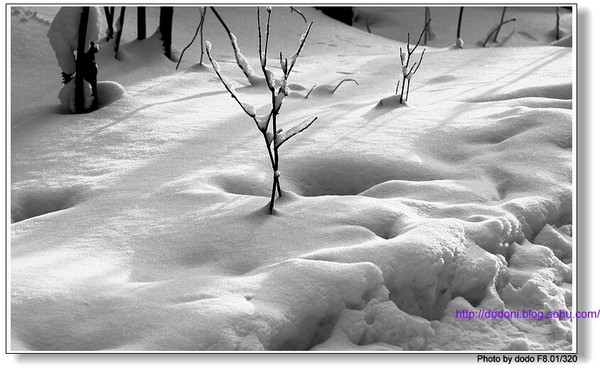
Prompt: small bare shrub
<box><xmin>206</xmin><ymin>7</ymin><xmax>318</xmax><ymax>214</ymax></box>
<box><xmin>395</xmin><ymin>19</ymin><xmax>429</xmax><ymax>104</ymax></box>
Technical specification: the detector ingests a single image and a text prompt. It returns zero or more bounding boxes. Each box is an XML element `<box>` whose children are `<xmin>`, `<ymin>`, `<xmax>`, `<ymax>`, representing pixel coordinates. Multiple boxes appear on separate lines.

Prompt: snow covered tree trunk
<box><xmin>160</xmin><ymin>7</ymin><xmax>174</xmax><ymax>59</ymax></box>
<box><xmin>75</xmin><ymin>7</ymin><xmax>90</xmax><ymax>113</ymax></box>
<box><xmin>137</xmin><ymin>7</ymin><xmax>146</xmax><ymax>40</ymax></box>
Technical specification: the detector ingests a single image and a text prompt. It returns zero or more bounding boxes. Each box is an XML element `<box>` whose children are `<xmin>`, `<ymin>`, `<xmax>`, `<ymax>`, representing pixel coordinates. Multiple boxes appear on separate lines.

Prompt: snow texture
<box><xmin>10</xmin><ymin>6</ymin><xmax>575</xmax><ymax>353</ymax></box>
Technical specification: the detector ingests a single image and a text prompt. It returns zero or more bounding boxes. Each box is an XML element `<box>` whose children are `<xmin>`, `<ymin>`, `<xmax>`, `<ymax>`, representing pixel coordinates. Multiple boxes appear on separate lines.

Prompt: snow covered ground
<box><xmin>7</xmin><ymin>4</ymin><xmax>580</xmax><ymax>354</ymax></box>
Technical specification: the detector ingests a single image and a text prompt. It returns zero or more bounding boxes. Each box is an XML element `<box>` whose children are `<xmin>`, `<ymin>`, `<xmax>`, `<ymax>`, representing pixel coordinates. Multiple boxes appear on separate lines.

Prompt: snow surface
<box><xmin>9</xmin><ymin>6</ymin><xmax>574</xmax><ymax>352</ymax></box>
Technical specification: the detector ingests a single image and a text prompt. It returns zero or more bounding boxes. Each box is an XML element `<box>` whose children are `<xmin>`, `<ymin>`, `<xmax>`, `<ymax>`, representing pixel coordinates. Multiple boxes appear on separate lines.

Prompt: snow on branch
<box><xmin>211</xmin><ymin>7</ymin><xmax>264</xmax><ymax>86</ymax></box>
<box><xmin>274</xmin><ymin>117</ymin><xmax>318</xmax><ymax>149</ymax></box>
<box><xmin>205</xmin><ymin>41</ymin><xmax>260</xmax><ymax>123</ymax></box>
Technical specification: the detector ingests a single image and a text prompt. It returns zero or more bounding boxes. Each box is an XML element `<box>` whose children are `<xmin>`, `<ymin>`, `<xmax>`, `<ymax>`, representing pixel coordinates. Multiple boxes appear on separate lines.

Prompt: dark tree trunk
<box><xmin>137</xmin><ymin>7</ymin><xmax>146</xmax><ymax>40</ymax></box>
<box><xmin>114</xmin><ymin>6</ymin><xmax>126</xmax><ymax>58</ymax></box>
<box><xmin>555</xmin><ymin>7</ymin><xmax>560</xmax><ymax>40</ymax></box>
<box><xmin>160</xmin><ymin>7</ymin><xmax>174</xmax><ymax>59</ymax></box>
<box><xmin>457</xmin><ymin>6</ymin><xmax>464</xmax><ymax>39</ymax></box>
<box><xmin>75</xmin><ymin>7</ymin><xmax>90</xmax><ymax>113</ymax></box>
<box><xmin>314</xmin><ymin>7</ymin><xmax>353</xmax><ymax>25</ymax></box>
<box><xmin>104</xmin><ymin>6</ymin><xmax>115</xmax><ymax>40</ymax></box>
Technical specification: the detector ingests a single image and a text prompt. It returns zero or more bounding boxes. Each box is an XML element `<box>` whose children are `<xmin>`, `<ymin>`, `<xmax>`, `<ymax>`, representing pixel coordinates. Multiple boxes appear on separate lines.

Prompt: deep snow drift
<box><xmin>9</xmin><ymin>6</ymin><xmax>573</xmax><ymax>351</ymax></box>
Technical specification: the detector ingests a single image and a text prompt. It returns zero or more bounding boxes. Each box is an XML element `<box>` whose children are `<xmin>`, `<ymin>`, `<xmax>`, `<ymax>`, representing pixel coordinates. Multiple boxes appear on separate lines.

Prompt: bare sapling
<box><xmin>396</xmin><ymin>19</ymin><xmax>429</xmax><ymax>104</ymax></box>
<box><xmin>482</xmin><ymin>7</ymin><xmax>516</xmax><ymax>47</ymax></box>
<box><xmin>205</xmin><ymin>7</ymin><xmax>318</xmax><ymax>214</ymax></box>
<box><xmin>176</xmin><ymin>7</ymin><xmax>208</xmax><ymax>69</ymax></box>
<box><xmin>555</xmin><ymin>7</ymin><xmax>560</xmax><ymax>40</ymax></box>
<box><xmin>456</xmin><ymin>7</ymin><xmax>464</xmax><ymax>49</ymax></box>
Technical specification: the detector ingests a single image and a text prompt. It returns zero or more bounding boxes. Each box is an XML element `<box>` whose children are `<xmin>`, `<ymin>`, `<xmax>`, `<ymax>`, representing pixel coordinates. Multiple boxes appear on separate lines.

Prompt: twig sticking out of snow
<box><xmin>206</xmin><ymin>7</ymin><xmax>317</xmax><ymax>214</ymax></box>
<box><xmin>304</xmin><ymin>84</ymin><xmax>317</xmax><ymax>99</ymax></box>
<box><xmin>456</xmin><ymin>7</ymin><xmax>464</xmax><ymax>40</ymax></box>
<box><xmin>396</xmin><ymin>19</ymin><xmax>429</xmax><ymax>104</ymax></box>
<box><xmin>492</xmin><ymin>7</ymin><xmax>507</xmax><ymax>43</ymax></box>
<box><xmin>114</xmin><ymin>7</ymin><xmax>126</xmax><ymax>59</ymax></box>
<box><xmin>258</xmin><ymin>7</ymin><xmax>317</xmax><ymax>213</ymax></box>
<box><xmin>304</xmin><ymin>79</ymin><xmax>358</xmax><ymax>99</ymax></box>
<box><xmin>176</xmin><ymin>7</ymin><xmax>207</xmax><ymax>70</ymax></box>
<box><xmin>482</xmin><ymin>15</ymin><xmax>516</xmax><ymax>47</ymax></box>
<box><xmin>290</xmin><ymin>7</ymin><xmax>307</xmax><ymax>23</ymax></box>
<box><xmin>555</xmin><ymin>7</ymin><xmax>560</xmax><ymax>40</ymax></box>
<box><xmin>332</xmin><ymin>79</ymin><xmax>359</xmax><ymax>94</ymax></box>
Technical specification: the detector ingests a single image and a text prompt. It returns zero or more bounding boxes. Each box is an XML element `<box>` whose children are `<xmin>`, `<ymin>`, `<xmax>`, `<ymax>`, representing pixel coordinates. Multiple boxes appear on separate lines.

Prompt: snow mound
<box><xmin>58</xmin><ymin>79</ymin><xmax>94</xmax><ymax>113</ymax></box>
<box><xmin>96</xmin><ymin>81</ymin><xmax>126</xmax><ymax>108</ymax></box>
<box><xmin>11</xmin><ymin>186</ymin><xmax>84</xmax><ymax>223</ymax></box>
<box><xmin>533</xmin><ymin>224</ymin><xmax>572</xmax><ymax>261</ymax></box>
<box><xmin>11</xmin><ymin>6</ymin><xmax>574</xmax><ymax>352</ymax></box>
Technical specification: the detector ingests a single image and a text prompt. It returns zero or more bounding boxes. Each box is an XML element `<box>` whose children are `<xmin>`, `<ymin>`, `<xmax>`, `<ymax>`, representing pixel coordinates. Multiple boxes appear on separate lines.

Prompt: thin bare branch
<box><xmin>286</xmin><ymin>21</ymin><xmax>314</xmax><ymax>79</ymax></box>
<box><xmin>555</xmin><ymin>7</ymin><xmax>560</xmax><ymax>40</ymax></box>
<box><xmin>257</xmin><ymin>8</ymin><xmax>264</xmax><ymax>65</ymax></box>
<box><xmin>409</xmin><ymin>18</ymin><xmax>431</xmax><ymax>55</ymax></box>
<box><xmin>304</xmin><ymin>84</ymin><xmax>316</xmax><ymax>99</ymax></box>
<box><xmin>205</xmin><ymin>43</ymin><xmax>263</xmax><ymax>128</ymax></box>
<box><xmin>493</xmin><ymin>7</ymin><xmax>507</xmax><ymax>43</ymax></box>
<box><xmin>274</xmin><ymin>117</ymin><xmax>318</xmax><ymax>149</ymax></box>
<box><xmin>264</xmin><ymin>7</ymin><xmax>272</xmax><ymax>62</ymax></box>
<box><xmin>176</xmin><ymin>7</ymin><xmax>206</xmax><ymax>70</ymax></box>
<box><xmin>413</xmin><ymin>49</ymin><xmax>426</xmax><ymax>74</ymax></box>
<box><xmin>457</xmin><ymin>7</ymin><xmax>464</xmax><ymax>39</ymax></box>
<box><xmin>405</xmin><ymin>49</ymin><xmax>425</xmax><ymax>102</ymax></box>
<box><xmin>290</xmin><ymin>7</ymin><xmax>307</xmax><ymax>23</ymax></box>
<box><xmin>482</xmin><ymin>17</ymin><xmax>516</xmax><ymax>47</ymax></box>
<box><xmin>331</xmin><ymin>79</ymin><xmax>359</xmax><ymax>94</ymax></box>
